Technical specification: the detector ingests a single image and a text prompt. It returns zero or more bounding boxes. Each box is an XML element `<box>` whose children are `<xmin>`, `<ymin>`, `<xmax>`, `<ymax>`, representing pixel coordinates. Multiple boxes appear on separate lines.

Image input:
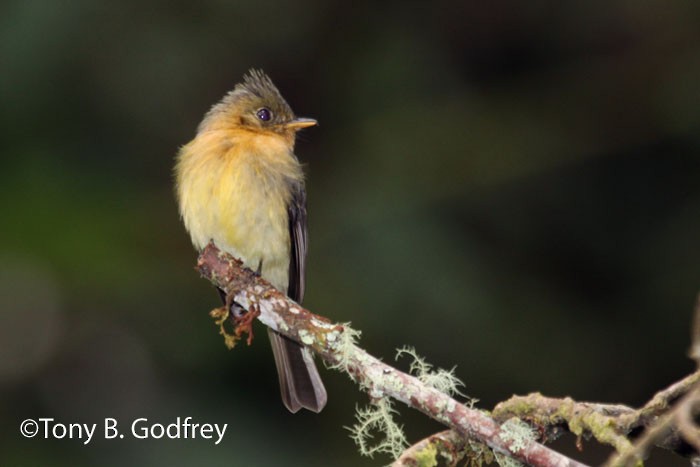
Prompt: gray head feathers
<box><xmin>198</xmin><ymin>69</ymin><xmax>296</xmax><ymax>132</ymax></box>
<box><xmin>237</xmin><ymin>69</ymin><xmax>286</xmax><ymax>102</ymax></box>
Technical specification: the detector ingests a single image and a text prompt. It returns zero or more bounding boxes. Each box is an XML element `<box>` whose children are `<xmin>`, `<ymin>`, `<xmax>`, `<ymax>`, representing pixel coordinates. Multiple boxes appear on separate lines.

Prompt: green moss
<box><xmin>412</xmin><ymin>444</ymin><xmax>438</xmax><ymax>467</ymax></box>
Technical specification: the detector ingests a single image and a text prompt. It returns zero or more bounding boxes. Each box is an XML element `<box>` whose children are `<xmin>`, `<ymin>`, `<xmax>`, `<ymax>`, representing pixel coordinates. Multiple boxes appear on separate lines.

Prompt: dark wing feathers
<box><xmin>287</xmin><ymin>183</ymin><xmax>307</xmax><ymax>303</ymax></box>
<box><xmin>273</xmin><ymin>180</ymin><xmax>326</xmax><ymax>413</ymax></box>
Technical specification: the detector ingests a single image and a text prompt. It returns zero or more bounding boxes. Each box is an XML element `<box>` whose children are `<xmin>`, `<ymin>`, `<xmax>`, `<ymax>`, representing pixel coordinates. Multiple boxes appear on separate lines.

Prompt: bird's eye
<box><xmin>256</xmin><ymin>108</ymin><xmax>272</xmax><ymax>121</ymax></box>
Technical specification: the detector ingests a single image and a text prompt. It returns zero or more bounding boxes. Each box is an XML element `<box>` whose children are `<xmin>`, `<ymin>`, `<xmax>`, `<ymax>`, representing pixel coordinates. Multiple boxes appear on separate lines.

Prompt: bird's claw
<box><xmin>209</xmin><ymin>291</ymin><xmax>257</xmax><ymax>349</ymax></box>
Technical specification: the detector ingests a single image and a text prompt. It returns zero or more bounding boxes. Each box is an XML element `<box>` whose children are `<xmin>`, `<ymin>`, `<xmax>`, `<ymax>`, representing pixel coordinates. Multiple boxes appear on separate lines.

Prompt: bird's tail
<box><xmin>267</xmin><ymin>328</ymin><xmax>327</xmax><ymax>413</ymax></box>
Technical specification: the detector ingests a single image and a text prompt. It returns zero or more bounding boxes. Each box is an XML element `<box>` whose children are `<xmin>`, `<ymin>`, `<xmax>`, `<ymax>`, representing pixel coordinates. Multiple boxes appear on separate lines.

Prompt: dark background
<box><xmin>1</xmin><ymin>1</ymin><xmax>699</xmax><ymax>465</ymax></box>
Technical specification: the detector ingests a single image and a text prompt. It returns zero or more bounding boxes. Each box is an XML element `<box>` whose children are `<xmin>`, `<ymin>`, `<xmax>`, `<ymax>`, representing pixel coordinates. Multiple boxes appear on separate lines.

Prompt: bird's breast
<box><xmin>176</xmin><ymin>131</ymin><xmax>303</xmax><ymax>292</ymax></box>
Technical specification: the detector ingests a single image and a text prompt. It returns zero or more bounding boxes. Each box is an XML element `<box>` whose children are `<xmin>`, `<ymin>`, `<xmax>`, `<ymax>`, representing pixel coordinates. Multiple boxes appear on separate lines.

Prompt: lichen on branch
<box><xmin>349</xmin><ymin>398</ymin><xmax>408</xmax><ymax>459</ymax></box>
<box><xmin>195</xmin><ymin>242</ymin><xmax>594</xmax><ymax>467</ymax></box>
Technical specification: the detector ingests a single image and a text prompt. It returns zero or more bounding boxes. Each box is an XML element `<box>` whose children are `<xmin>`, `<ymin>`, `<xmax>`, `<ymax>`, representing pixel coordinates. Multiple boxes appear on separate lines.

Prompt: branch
<box><xmin>606</xmin><ymin>380</ymin><xmax>700</xmax><ymax>466</ymax></box>
<box><xmin>393</xmin><ymin>429</ymin><xmax>475</xmax><ymax>466</ymax></box>
<box><xmin>491</xmin><ymin>371</ymin><xmax>700</xmax><ymax>459</ymax></box>
<box><xmin>489</xmin><ymin>338</ymin><xmax>700</xmax><ymax>464</ymax></box>
<box><xmin>196</xmin><ymin>243</ymin><xmax>587</xmax><ymax>467</ymax></box>
<box><xmin>398</xmin><ymin>296</ymin><xmax>700</xmax><ymax>466</ymax></box>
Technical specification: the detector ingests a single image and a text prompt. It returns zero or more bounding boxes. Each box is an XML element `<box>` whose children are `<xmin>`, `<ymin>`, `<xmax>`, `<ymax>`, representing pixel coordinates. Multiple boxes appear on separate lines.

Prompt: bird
<box><xmin>174</xmin><ymin>69</ymin><xmax>326</xmax><ymax>413</ymax></box>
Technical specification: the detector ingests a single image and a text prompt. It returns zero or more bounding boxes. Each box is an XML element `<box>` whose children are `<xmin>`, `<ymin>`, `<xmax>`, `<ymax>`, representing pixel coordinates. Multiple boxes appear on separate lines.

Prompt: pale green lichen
<box><xmin>298</xmin><ymin>329</ymin><xmax>315</xmax><ymax>345</ymax></box>
<box><xmin>383</xmin><ymin>372</ymin><xmax>404</xmax><ymax>393</ymax></box>
<box><xmin>495</xmin><ymin>418</ymin><xmax>532</xmax><ymax>467</ymax></box>
<box><xmin>395</xmin><ymin>346</ymin><xmax>470</xmax><ymax>401</ymax></box>
<box><xmin>434</xmin><ymin>398</ymin><xmax>447</xmax><ymax>412</ymax></box>
<box><xmin>326</xmin><ymin>323</ymin><xmax>361</xmax><ymax>372</ymax></box>
<box><xmin>348</xmin><ymin>398</ymin><xmax>408</xmax><ymax>460</ymax></box>
<box><xmin>325</xmin><ymin>330</ymin><xmax>338</xmax><ymax>342</ymax></box>
<box><xmin>311</xmin><ymin>317</ymin><xmax>334</xmax><ymax>329</ymax></box>
<box><xmin>498</xmin><ymin>417</ymin><xmax>535</xmax><ymax>453</ymax></box>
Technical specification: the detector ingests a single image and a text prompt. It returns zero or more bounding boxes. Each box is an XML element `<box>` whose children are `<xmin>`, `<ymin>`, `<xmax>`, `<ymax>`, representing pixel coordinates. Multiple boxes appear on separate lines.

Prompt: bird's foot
<box><xmin>210</xmin><ymin>291</ymin><xmax>260</xmax><ymax>348</ymax></box>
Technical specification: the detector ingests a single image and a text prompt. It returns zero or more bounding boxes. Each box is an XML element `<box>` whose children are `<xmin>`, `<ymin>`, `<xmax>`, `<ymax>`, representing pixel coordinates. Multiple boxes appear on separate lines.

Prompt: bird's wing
<box><xmin>273</xmin><ymin>181</ymin><xmax>326</xmax><ymax>413</ymax></box>
<box><xmin>287</xmin><ymin>182</ymin><xmax>307</xmax><ymax>303</ymax></box>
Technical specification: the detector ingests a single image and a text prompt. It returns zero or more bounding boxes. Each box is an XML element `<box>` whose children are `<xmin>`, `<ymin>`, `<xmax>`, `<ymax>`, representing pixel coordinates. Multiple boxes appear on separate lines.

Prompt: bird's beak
<box><xmin>284</xmin><ymin>117</ymin><xmax>318</xmax><ymax>130</ymax></box>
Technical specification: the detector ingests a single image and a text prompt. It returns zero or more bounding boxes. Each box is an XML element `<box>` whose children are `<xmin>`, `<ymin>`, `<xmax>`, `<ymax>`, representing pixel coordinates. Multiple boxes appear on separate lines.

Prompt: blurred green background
<box><xmin>1</xmin><ymin>1</ymin><xmax>699</xmax><ymax>465</ymax></box>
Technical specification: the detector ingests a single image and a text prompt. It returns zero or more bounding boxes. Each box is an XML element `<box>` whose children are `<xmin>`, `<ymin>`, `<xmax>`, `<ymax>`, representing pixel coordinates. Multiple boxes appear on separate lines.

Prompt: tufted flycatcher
<box><xmin>175</xmin><ymin>69</ymin><xmax>326</xmax><ymax>413</ymax></box>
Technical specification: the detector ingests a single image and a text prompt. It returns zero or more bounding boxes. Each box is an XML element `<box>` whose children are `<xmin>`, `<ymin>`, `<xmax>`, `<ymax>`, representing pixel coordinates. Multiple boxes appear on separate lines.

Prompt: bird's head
<box><xmin>199</xmin><ymin>69</ymin><xmax>317</xmax><ymax>138</ymax></box>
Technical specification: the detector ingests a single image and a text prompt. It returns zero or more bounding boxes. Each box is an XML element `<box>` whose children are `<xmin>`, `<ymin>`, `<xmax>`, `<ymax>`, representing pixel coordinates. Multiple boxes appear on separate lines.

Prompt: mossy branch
<box><xmin>393</xmin><ymin>429</ymin><xmax>493</xmax><ymax>466</ymax></box>
<box><xmin>195</xmin><ymin>243</ymin><xmax>587</xmax><ymax>467</ymax></box>
<box><xmin>397</xmin><ymin>296</ymin><xmax>700</xmax><ymax>467</ymax></box>
<box><xmin>492</xmin><ymin>371</ymin><xmax>700</xmax><ymax>464</ymax></box>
